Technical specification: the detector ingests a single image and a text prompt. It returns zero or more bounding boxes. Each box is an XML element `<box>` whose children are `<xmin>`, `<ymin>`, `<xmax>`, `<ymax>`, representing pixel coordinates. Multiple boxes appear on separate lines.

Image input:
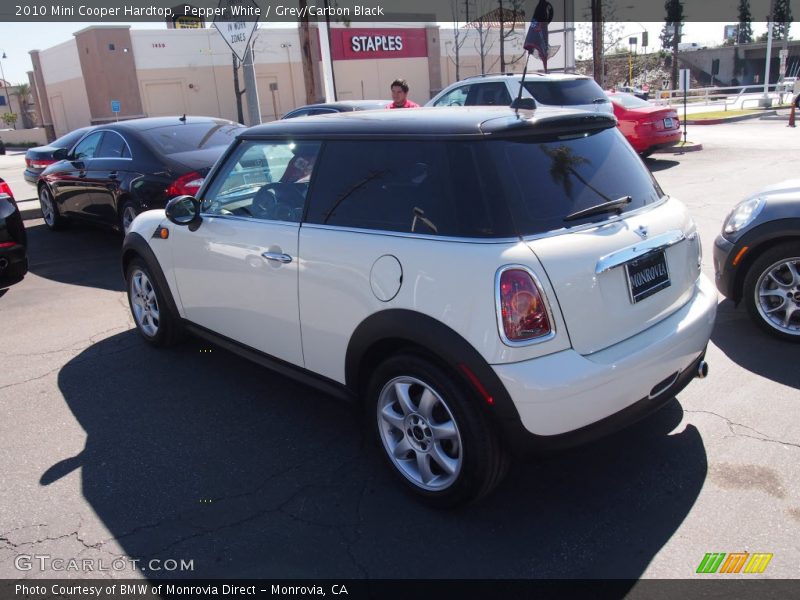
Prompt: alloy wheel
<box><xmin>39</xmin><ymin>187</ymin><xmax>55</xmax><ymax>227</ymax></box>
<box><xmin>122</xmin><ymin>204</ymin><xmax>137</xmax><ymax>233</ymax></box>
<box><xmin>755</xmin><ymin>256</ymin><xmax>800</xmax><ymax>337</ymax></box>
<box><xmin>377</xmin><ymin>376</ymin><xmax>463</xmax><ymax>491</ymax></box>
<box><xmin>130</xmin><ymin>268</ymin><xmax>160</xmax><ymax>338</ymax></box>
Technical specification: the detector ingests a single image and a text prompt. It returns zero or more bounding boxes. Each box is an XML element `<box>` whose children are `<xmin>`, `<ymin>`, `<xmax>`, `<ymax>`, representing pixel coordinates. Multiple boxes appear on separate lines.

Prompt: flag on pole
<box><xmin>523</xmin><ymin>0</ymin><xmax>560</xmax><ymax>73</ymax></box>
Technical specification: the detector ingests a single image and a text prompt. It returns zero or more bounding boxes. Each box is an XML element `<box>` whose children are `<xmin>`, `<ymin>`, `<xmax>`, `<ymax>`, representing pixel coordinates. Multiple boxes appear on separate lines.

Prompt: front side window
<box><xmin>434</xmin><ymin>85</ymin><xmax>471</xmax><ymax>107</ymax></box>
<box><xmin>72</xmin><ymin>131</ymin><xmax>104</xmax><ymax>160</ymax></box>
<box><xmin>201</xmin><ymin>140</ymin><xmax>321</xmax><ymax>223</ymax></box>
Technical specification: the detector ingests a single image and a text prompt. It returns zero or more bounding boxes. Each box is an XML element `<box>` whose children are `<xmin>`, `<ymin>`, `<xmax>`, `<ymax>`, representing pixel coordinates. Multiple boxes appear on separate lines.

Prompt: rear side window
<box><xmin>466</xmin><ymin>82</ymin><xmax>512</xmax><ymax>106</ymax></box>
<box><xmin>96</xmin><ymin>131</ymin><xmax>130</xmax><ymax>158</ymax></box>
<box><xmin>305</xmin><ymin>140</ymin><xmax>515</xmax><ymax>238</ymax></box>
<box><xmin>485</xmin><ymin>128</ymin><xmax>664</xmax><ymax>236</ymax></box>
<box><xmin>523</xmin><ymin>79</ymin><xmax>606</xmax><ymax>106</ymax></box>
<box><xmin>72</xmin><ymin>131</ymin><xmax>103</xmax><ymax>160</ymax></box>
<box><xmin>142</xmin><ymin>121</ymin><xmax>241</xmax><ymax>155</ymax></box>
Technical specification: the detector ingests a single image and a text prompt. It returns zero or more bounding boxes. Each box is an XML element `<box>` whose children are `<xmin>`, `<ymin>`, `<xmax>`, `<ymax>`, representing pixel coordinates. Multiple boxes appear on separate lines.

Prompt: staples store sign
<box><xmin>330</xmin><ymin>28</ymin><xmax>428</xmax><ymax>60</ymax></box>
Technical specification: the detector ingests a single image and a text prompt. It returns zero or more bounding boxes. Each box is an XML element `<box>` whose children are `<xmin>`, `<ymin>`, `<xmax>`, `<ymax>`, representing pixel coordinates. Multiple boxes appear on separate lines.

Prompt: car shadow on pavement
<box><xmin>711</xmin><ymin>299</ymin><xmax>800</xmax><ymax>389</ymax></box>
<box><xmin>24</xmin><ymin>222</ymin><xmax>124</xmax><ymax>292</ymax></box>
<box><xmin>51</xmin><ymin>330</ymin><xmax>708</xmax><ymax>580</ymax></box>
<box><xmin>645</xmin><ymin>158</ymin><xmax>681</xmax><ymax>172</ymax></box>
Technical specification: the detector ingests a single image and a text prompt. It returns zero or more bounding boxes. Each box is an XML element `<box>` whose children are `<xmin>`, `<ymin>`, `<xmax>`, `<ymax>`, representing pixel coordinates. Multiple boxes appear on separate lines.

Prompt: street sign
<box><xmin>679</xmin><ymin>69</ymin><xmax>691</xmax><ymax>92</ymax></box>
<box><xmin>110</xmin><ymin>100</ymin><xmax>121</xmax><ymax>113</ymax></box>
<box><xmin>212</xmin><ymin>0</ymin><xmax>260</xmax><ymax>63</ymax></box>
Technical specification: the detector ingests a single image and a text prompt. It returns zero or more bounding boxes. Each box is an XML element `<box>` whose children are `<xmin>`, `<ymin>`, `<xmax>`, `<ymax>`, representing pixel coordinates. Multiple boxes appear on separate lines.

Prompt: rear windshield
<box><xmin>609</xmin><ymin>93</ymin><xmax>650</xmax><ymax>109</ymax></box>
<box><xmin>141</xmin><ymin>121</ymin><xmax>241</xmax><ymax>155</ymax></box>
<box><xmin>55</xmin><ymin>127</ymin><xmax>92</xmax><ymax>150</ymax></box>
<box><xmin>483</xmin><ymin>128</ymin><xmax>663</xmax><ymax>236</ymax></box>
<box><xmin>522</xmin><ymin>79</ymin><xmax>607</xmax><ymax>106</ymax></box>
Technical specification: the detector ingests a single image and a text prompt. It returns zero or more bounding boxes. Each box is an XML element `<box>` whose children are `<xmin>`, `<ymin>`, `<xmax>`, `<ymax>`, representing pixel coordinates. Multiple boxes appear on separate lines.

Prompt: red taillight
<box><xmin>27</xmin><ymin>158</ymin><xmax>56</xmax><ymax>170</ymax></box>
<box><xmin>166</xmin><ymin>171</ymin><xmax>204</xmax><ymax>197</ymax></box>
<box><xmin>0</xmin><ymin>241</ymin><xmax>17</xmax><ymax>248</ymax></box>
<box><xmin>0</xmin><ymin>181</ymin><xmax>15</xmax><ymax>201</ymax></box>
<box><xmin>498</xmin><ymin>268</ymin><xmax>552</xmax><ymax>342</ymax></box>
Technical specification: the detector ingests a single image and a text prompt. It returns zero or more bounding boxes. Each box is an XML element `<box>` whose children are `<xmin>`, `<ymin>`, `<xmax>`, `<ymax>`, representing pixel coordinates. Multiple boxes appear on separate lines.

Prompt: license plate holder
<box><xmin>663</xmin><ymin>117</ymin><xmax>674</xmax><ymax>128</ymax></box>
<box><xmin>626</xmin><ymin>250</ymin><xmax>671</xmax><ymax>303</ymax></box>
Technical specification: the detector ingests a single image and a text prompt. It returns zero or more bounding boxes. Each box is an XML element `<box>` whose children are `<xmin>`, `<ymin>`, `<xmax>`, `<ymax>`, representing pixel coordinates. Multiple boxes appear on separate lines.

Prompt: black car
<box><xmin>282</xmin><ymin>100</ymin><xmax>389</xmax><ymax>119</ymax></box>
<box><xmin>38</xmin><ymin>116</ymin><xmax>244</xmax><ymax>233</ymax></box>
<box><xmin>714</xmin><ymin>180</ymin><xmax>800</xmax><ymax>341</ymax></box>
<box><xmin>0</xmin><ymin>178</ymin><xmax>28</xmax><ymax>292</ymax></box>
<box><xmin>23</xmin><ymin>126</ymin><xmax>94</xmax><ymax>185</ymax></box>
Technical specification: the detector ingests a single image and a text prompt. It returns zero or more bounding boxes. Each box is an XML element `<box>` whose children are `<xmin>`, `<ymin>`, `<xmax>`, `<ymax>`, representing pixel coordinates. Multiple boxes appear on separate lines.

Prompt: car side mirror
<box><xmin>165</xmin><ymin>195</ymin><xmax>202</xmax><ymax>230</ymax></box>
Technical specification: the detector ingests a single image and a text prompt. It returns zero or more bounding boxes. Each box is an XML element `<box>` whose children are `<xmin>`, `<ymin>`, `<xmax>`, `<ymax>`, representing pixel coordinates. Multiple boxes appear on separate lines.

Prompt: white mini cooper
<box><xmin>123</xmin><ymin>106</ymin><xmax>717</xmax><ymax>507</ymax></box>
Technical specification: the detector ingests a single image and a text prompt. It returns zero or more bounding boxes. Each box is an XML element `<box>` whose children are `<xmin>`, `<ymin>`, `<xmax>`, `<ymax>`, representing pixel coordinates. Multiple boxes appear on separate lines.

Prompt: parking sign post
<box><xmin>679</xmin><ymin>69</ymin><xmax>690</xmax><ymax>143</ymax></box>
<box><xmin>110</xmin><ymin>100</ymin><xmax>121</xmax><ymax>122</ymax></box>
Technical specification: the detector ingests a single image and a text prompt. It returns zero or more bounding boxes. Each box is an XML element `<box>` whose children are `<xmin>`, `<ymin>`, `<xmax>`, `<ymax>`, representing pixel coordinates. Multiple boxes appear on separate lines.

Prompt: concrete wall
<box><xmin>0</xmin><ymin>127</ymin><xmax>49</xmax><ymax>146</ymax></box>
<box><xmin>38</xmin><ymin>39</ymin><xmax>91</xmax><ymax>136</ymax></box>
<box><xmin>74</xmin><ymin>26</ymin><xmax>144</xmax><ymax>123</ymax></box>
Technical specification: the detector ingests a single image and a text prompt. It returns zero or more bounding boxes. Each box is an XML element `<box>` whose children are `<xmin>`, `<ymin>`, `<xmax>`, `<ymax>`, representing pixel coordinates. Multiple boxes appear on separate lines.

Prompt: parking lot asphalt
<box><xmin>1</xmin><ymin>119</ymin><xmax>799</xmax><ymax>583</ymax></box>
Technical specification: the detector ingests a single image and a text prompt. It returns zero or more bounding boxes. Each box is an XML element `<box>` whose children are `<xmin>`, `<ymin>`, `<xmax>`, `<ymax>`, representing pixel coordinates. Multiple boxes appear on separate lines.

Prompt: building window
<box><xmin>108</xmin><ymin>43</ymin><xmax>115</xmax><ymax>51</ymax></box>
<box><xmin>0</xmin><ymin>96</ymin><xmax>6</xmax><ymax>106</ymax></box>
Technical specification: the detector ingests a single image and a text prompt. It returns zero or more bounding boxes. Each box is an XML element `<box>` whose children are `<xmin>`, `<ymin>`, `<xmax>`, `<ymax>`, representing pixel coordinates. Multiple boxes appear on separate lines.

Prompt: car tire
<box><xmin>369</xmin><ymin>353</ymin><xmax>509</xmax><ymax>508</ymax></box>
<box><xmin>120</xmin><ymin>199</ymin><xmax>139</xmax><ymax>234</ymax></box>
<box><xmin>743</xmin><ymin>241</ymin><xmax>800</xmax><ymax>342</ymax></box>
<box><xmin>38</xmin><ymin>185</ymin><xmax>67</xmax><ymax>231</ymax></box>
<box><xmin>126</xmin><ymin>257</ymin><xmax>183</xmax><ymax>347</ymax></box>
<box><xmin>640</xmin><ymin>149</ymin><xmax>655</xmax><ymax>158</ymax></box>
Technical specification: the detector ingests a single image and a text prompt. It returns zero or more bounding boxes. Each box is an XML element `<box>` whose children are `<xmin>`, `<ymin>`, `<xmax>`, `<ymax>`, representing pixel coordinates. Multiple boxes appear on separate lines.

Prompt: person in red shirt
<box><xmin>387</xmin><ymin>78</ymin><xmax>420</xmax><ymax>109</ymax></box>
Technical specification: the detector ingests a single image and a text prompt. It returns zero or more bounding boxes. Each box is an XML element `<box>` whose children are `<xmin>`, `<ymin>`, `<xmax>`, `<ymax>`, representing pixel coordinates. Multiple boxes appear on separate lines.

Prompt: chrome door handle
<box><xmin>261</xmin><ymin>252</ymin><xmax>292</xmax><ymax>264</ymax></box>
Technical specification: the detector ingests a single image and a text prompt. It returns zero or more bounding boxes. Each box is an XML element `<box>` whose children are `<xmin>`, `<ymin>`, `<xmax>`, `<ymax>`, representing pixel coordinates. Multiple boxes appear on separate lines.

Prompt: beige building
<box><xmin>28</xmin><ymin>22</ymin><xmax>574</xmax><ymax>140</ymax></box>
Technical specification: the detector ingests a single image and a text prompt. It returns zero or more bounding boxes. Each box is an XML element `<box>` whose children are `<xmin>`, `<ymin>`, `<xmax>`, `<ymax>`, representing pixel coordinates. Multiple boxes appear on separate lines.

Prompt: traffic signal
<box><xmin>642</xmin><ymin>31</ymin><xmax>649</xmax><ymax>47</ymax></box>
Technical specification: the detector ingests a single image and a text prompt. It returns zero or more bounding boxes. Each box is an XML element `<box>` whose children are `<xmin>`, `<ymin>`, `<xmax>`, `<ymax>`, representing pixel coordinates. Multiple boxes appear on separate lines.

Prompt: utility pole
<box><xmin>298</xmin><ymin>0</ymin><xmax>316</xmax><ymax>103</ymax></box>
<box><xmin>760</xmin><ymin>0</ymin><xmax>777</xmax><ymax>107</ymax></box>
<box><xmin>591</xmin><ymin>0</ymin><xmax>603</xmax><ymax>86</ymax></box>
<box><xmin>242</xmin><ymin>43</ymin><xmax>260</xmax><ymax>125</ymax></box>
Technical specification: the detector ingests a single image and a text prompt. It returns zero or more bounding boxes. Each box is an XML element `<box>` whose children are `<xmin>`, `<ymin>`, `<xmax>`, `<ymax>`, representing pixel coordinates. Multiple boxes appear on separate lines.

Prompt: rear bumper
<box><xmin>0</xmin><ymin>245</ymin><xmax>28</xmax><ymax>288</ymax></box>
<box><xmin>23</xmin><ymin>169</ymin><xmax>41</xmax><ymax>186</ymax></box>
<box><xmin>491</xmin><ymin>274</ymin><xmax>717</xmax><ymax>447</ymax></box>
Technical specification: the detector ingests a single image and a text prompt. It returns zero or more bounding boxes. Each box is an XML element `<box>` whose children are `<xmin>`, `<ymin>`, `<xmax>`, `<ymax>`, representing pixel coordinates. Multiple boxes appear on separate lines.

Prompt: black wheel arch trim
<box><xmin>344</xmin><ymin>309</ymin><xmax>521</xmax><ymax>423</ymax></box>
<box><xmin>726</xmin><ymin>218</ymin><xmax>800</xmax><ymax>303</ymax></box>
<box><xmin>121</xmin><ymin>231</ymin><xmax>181</xmax><ymax>321</ymax></box>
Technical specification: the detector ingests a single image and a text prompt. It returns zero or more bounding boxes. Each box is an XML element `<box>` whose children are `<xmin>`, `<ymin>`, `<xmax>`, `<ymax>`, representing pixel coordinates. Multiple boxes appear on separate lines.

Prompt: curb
<box><xmin>653</xmin><ymin>143</ymin><xmax>704</xmax><ymax>155</ymax></box>
<box><xmin>685</xmin><ymin>110</ymin><xmax>777</xmax><ymax>125</ymax></box>
<box><xmin>17</xmin><ymin>201</ymin><xmax>42</xmax><ymax>222</ymax></box>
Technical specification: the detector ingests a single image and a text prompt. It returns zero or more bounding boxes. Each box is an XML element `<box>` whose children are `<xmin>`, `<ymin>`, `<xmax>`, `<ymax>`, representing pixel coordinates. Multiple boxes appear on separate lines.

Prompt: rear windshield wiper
<box><xmin>592</xmin><ymin>97</ymin><xmax>609</xmax><ymax>103</ymax></box>
<box><xmin>564</xmin><ymin>195</ymin><xmax>632</xmax><ymax>222</ymax></box>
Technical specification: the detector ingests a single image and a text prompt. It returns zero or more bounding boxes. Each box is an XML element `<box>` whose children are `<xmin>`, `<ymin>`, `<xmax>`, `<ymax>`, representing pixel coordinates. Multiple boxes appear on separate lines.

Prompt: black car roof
<box><xmin>107</xmin><ymin>116</ymin><xmax>240</xmax><ymax>131</ymax></box>
<box><xmin>242</xmin><ymin>106</ymin><xmax>615</xmax><ymax>139</ymax></box>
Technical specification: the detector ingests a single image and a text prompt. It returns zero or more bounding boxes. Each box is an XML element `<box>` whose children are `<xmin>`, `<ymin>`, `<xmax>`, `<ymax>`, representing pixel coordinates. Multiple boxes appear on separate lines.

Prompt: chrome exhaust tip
<box><xmin>696</xmin><ymin>360</ymin><xmax>709</xmax><ymax>379</ymax></box>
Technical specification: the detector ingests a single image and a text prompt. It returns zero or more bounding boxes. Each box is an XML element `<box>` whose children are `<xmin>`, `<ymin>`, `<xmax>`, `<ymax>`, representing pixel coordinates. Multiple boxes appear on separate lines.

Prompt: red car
<box><xmin>607</xmin><ymin>92</ymin><xmax>681</xmax><ymax>157</ymax></box>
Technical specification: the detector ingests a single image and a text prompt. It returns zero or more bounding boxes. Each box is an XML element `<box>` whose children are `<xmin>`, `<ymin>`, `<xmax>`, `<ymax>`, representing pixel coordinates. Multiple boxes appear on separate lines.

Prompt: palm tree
<box><xmin>12</xmin><ymin>83</ymin><xmax>34</xmax><ymax>129</ymax></box>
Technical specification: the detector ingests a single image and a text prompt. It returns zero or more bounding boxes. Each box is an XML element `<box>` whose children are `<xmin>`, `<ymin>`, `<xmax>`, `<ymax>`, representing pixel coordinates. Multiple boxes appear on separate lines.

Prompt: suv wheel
<box><xmin>126</xmin><ymin>257</ymin><xmax>182</xmax><ymax>347</ymax></box>
<box><xmin>369</xmin><ymin>354</ymin><xmax>508</xmax><ymax>507</ymax></box>
<box><xmin>743</xmin><ymin>242</ymin><xmax>800</xmax><ymax>342</ymax></box>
